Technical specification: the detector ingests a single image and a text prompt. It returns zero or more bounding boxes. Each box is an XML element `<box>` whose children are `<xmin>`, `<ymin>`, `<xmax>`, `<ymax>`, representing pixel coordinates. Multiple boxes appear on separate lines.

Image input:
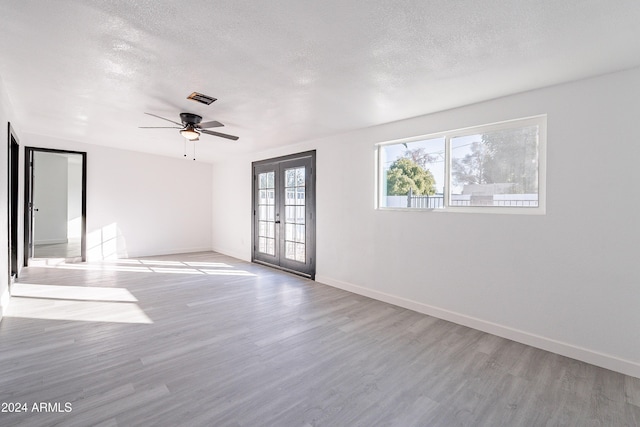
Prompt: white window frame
<box><xmin>376</xmin><ymin>115</ymin><xmax>547</xmax><ymax>215</ymax></box>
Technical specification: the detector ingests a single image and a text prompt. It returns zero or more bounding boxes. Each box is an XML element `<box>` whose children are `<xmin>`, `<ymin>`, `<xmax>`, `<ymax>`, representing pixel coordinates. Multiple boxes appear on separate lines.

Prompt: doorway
<box><xmin>24</xmin><ymin>147</ymin><xmax>87</xmax><ymax>264</ymax></box>
<box><xmin>252</xmin><ymin>151</ymin><xmax>316</xmax><ymax>279</ymax></box>
<box><xmin>8</xmin><ymin>124</ymin><xmax>19</xmax><ymax>283</ymax></box>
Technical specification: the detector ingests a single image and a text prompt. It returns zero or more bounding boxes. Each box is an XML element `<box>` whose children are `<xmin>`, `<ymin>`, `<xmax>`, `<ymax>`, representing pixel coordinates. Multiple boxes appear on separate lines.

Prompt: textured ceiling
<box><xmin>1</xmin><ymin>0</ymin><xmax>639</xmax><ymax>162</ymax></box>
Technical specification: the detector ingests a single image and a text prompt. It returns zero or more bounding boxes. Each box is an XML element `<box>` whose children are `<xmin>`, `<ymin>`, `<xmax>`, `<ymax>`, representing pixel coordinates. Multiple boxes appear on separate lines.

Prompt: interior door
<box><xmin>24</xmin><ymin>148</ymin><xmax>35</xmax><ymax>263</ymax></box>
<box><xmin>252</xmin><ymin>151</ymin><xmax>315</xmax><ymax>279</ymax></box>
<box><xmin>8</xmin><ymin>124</ymin><xmax>20</xmax><ymax>281</ymax></box>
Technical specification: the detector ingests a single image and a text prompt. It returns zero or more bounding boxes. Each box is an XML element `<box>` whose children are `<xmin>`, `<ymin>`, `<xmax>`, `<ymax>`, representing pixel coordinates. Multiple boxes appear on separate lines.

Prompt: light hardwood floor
<box><xmin>1</xmin><ymin>252</ymin><xmax>639</xmax><ymax>426</ymax></box>
<box><xmin>33</xmin><ymin>238</ymin><xmax>82</xmax><ymax>261</ymax></box>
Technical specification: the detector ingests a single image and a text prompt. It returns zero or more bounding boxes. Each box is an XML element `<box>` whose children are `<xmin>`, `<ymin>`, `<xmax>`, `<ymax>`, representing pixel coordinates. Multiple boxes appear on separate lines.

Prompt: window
<box><xmin>377</xmin><ymin>115</ymin><xmax>546</xmax><ymax>214</ymax></box>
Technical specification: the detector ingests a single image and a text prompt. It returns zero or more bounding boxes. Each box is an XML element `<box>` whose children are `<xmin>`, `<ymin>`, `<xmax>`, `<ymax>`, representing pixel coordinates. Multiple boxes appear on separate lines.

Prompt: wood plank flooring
<box><xmin>33</xmin><ymin>237</ymin><xmax>81</xmax><ymax>259</ymax></box>
<box><xmin>1</xmin><ymin>251</ymin><xmax>638</xmax><ymax>426</ymax></box>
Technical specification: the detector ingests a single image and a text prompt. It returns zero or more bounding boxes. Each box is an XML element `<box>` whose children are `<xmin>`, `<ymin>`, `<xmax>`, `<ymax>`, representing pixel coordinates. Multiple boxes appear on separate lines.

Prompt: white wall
<box><xmin>67</xmin><ymin>158</ymin><xmax>83</xmax><ymax>238</ymax></box>
<box><xmin>24</xmin><ymin>134</ymin><xmax>213</xmax><ymax>260</ymax></box>
<box><xmin>211</xmin><ymin>160</ymin><xmax>252</xmax><ymax>260</ymax></box>
<box><xmin>0</xmin><ymin>75</ymin><xmax>16</xmax><ymax>320</ymax></box>
<box><xmin>211</xmin><ymin>67</ymin><xmax>640</xmax><ymax>378</ymax></box>
<box><xmin>33</xmin><ymin>152</ymin><xmax>69</xmax><ymax>244</ymax></box>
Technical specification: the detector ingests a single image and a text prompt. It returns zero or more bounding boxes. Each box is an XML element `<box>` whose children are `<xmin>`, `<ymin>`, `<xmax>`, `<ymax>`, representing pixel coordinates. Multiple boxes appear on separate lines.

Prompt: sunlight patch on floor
<box><xmin>6</xmin><ymin>298</ymin><xmax>152</xmax><ymax>324</ymax></box>
<box><xmin>11</xmin><ymin>283</ymin><xmax>138</xmax><ymax>302</ymax></box>
<box><xmin>35</xmin><ymin>259</ymin><xmax>257</xmax><ymax>276</ymax></box>
<box><xmin>200</xmin><ymin>269</ymin><xmax>256</xmax><ymax>276</ymax></box>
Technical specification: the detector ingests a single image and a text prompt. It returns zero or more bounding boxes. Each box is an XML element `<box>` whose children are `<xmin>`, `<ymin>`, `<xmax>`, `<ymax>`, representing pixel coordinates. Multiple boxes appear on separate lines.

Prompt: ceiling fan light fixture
<box><xmin>180</xmin><ymin>126</ymin><xmax>200</xmax><ymax>141</ymax></box>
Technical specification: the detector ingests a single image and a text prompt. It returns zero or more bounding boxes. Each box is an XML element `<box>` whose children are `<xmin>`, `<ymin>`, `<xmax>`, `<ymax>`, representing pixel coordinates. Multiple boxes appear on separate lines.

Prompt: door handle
<box><xmin>274</xmin><ymin>220</ymin><xmax>281</xmax><ymax>224</ymax></box>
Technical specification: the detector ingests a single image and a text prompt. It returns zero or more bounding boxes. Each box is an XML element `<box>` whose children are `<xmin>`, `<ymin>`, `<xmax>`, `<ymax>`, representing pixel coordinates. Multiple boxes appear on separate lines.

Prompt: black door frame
<box><xmin>23</xmin><ymin>147</ymin><xmax>87</xmax><ymax>264</ymax></box>
<box><xmin>7</xmin><ymin>123</ymin><xmax>20</xmax><ymax>283</ymax></box>
<box><xmin>252</xmin><ymin>150</ymin><xmax>316</xmax><ymax>279</ymax></box>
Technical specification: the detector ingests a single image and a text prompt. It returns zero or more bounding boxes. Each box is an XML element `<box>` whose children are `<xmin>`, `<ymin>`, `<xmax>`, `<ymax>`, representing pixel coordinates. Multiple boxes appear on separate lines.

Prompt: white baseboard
<box><xmin>316</xmin><ymin>275</ymin><xmax>640</xmax><ymax>379</ymax></box>
<box><xmin>0</xmin><ymin>286</ymin><xmax>10</xmax><ymax>323</ymax></box>
<box><xmin>123</xmin><ymin>247</ymin><xmax>214</xmax><ymax>259</ymax></box>
<box><xmin>211</xmin><ymin>246</ymin><xmax>251</xmax><ymax>263</ymax></box>
<box><xmin>35</xmin><ymin>238</ymin><xmax>68</xmax><ymax>245</ymax></box>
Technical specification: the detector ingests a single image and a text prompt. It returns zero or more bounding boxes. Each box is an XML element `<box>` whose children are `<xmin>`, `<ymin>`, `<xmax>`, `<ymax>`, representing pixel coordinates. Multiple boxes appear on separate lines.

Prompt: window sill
<box><xmin>376</xmin><ymin>206</ymin><xmax>546</xmax><ymax>215</ymax></box>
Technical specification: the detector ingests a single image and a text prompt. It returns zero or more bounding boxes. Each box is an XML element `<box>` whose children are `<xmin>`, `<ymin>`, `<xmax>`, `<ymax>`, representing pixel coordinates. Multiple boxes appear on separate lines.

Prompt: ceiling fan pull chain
<box><xmin>184</xmin><ymin>139</ymin><xmax>187</xmax><ymax>157</ymax></box>
<box><xmin>193</xmin><ymin>141</ymin><xmax>196</xmax><ymax>161</ymax></box>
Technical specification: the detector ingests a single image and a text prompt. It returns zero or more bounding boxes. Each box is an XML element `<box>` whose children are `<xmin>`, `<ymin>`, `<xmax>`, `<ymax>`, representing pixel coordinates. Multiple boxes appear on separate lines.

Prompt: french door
<box><xmin>252</xmin><ymin>151</ymin><xmax>315</xmax><ymax>279</ymax></box>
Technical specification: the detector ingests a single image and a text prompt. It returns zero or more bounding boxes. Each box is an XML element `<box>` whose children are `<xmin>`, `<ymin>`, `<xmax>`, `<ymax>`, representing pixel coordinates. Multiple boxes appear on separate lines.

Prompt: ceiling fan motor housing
<box><xmin>180</xmin><ymin>113</ymin><xmax>202</xmax><ymax>125</ymax></box>
<box><xmin>141</xmin><ymin>111</ymin><xmax>238</xmax><ymax>140</ymax></box>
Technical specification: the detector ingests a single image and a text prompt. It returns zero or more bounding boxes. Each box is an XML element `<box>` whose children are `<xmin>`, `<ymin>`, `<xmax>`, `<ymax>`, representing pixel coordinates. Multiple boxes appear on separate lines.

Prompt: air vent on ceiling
<box><xmin>187</xmin><ymin>92</ymin><xmax>217</xmax><ymax>105</ymax></box>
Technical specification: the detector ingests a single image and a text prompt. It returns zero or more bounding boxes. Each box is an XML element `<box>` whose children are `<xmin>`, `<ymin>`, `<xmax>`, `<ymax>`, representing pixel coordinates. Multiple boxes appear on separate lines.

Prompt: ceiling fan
<box><xmin>140</xmin><ymin>112</ymin><xmax>239</xmax><ymax>141</ymax></box>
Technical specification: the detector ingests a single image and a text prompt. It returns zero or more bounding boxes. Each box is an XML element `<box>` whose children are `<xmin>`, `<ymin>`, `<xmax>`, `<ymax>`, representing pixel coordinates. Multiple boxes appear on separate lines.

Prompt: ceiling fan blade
<box><xmin>197</xmin><ymin>120</ymin><xmax>224</xmax><ymax>129</ymax></box>
<box><xmin>144</xmin><ymin>112</ymin><xmax>182</xmax><ymax>126</ymax></box>
<box><xmin>200</xmin><ymin>129</ymin><xmax>239</xmax><ymax>141</ymax></box>
<box><xmin>139</xmin><ymin>126</ymin><xmax>182</xmax><ymax>129</ymax></box>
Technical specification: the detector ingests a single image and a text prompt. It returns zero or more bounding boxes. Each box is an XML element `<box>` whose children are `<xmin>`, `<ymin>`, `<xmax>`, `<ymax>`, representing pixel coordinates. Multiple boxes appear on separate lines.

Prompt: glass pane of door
<box><xmin>257</xmin><ymin>171</ymin><xmax>276</xmax><ymax>256</ymax></box>
<box><xmin>283</xmin><ymin>167</ymin><xmax>306</xmax><ymax>263</ymax></box>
